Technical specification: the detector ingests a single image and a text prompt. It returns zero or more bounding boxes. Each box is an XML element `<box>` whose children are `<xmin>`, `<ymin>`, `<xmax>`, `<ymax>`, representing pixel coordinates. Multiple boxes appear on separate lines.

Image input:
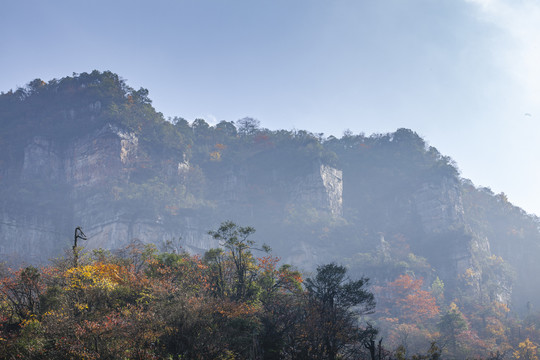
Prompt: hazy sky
<box><xmin>1</xmin><ymin>0</ymin><xmax>540</xmax><ymax>215</ymax></box>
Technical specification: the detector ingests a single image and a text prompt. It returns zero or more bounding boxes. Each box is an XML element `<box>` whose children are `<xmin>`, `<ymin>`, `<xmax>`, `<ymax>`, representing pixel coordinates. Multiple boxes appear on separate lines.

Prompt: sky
<box><xmin>1</xmin><ymin>0</ymin><xmax>540</xmax><ymax>215</ymax></box>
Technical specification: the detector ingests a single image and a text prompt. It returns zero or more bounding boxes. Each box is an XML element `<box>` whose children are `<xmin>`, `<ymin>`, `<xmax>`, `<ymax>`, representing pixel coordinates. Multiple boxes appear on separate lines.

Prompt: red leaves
<box><xmin>379</xmin><ymin>274</ymin><xmax>439</xmax><ymax>323</ymax></box>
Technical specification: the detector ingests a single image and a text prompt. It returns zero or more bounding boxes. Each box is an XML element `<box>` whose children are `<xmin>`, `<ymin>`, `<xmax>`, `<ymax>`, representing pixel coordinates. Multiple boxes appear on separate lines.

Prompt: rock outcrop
<box><xmin>0</xmin><ymin>123</ymin><xmax>343</xmax><ymax>263</ymax></box>
<box><xmin>291</xmin><ymin>164</ymin><xmax>343</xmax><ymax>217</ymax></box>
<box><xmin>413</xmin><ymin>177</ymin><xmax>465</xmax><ymax>233</ymax></box>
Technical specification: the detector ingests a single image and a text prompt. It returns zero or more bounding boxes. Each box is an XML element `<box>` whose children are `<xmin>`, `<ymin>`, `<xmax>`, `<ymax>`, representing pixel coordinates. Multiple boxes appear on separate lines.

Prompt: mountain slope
<box><xmin>1</xmin><ymin>71</ymin><xmax>539</xmax><ymax>315</ymax></box>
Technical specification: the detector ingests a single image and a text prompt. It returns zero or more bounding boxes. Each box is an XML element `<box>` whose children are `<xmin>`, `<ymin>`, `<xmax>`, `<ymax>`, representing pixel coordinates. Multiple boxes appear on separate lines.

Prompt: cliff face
<box><xmin>333</xmin><ymin>129</ymin><xmax>517</xmax><ymax>306</ymax></box>
<box><xmin>413</xmin><ymin>177</ymin><xmax>465</xmax><ymax>234</ymax></box>
<box><xmin>21</xmin><ymin>137</ymin><xmax>63</xmax><ymax>182</ymax></box>
<box><xmin>412</xmin><ymin>178</ymin><xmax>471</xmax><ymax>279</ymax></box>
<box><xmin>3</xmin><ymin>123</ymin><xmax>223</xmax><ymax>257</ymax></box>
<box><xmin>65</xmin><ymin>124</ymin><xmax>137</xmax><ymax>187</ymax></box>
<box><xmin>410</xmin><ymin>178</ymin><xmax>513</xmax><ymax>303</ymax></box>
<box><xmin>0</xmin><ymin>210</ymin><xmax>66</xmax><ymax>264</ymax></box>
<box><xmin>0</xmin><ymin>123</ymin><xmax>344</xmax><ymax>263</ymax></box>
<box><xmin>1</xmin><ymin>124</ymin><xmax>140</xmax><ymax>261</ymax></box>
<box><xmin>291</xmin><ymin>164</ymin><xmax>343</xmax><ymax>217</ymax></box>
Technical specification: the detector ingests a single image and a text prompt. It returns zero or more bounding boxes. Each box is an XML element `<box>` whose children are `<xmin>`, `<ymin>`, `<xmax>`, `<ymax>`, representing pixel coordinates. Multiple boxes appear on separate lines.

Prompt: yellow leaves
<box><xmin>460</xmin><ymin>267</ymin><xmax>478</xmax><ymax>287</ymax></box>
<box><xmin>491</xmin><ymin>300</ymin><xmax>510</xmax><ymax>317</ymax></box>
<box><xmin>483</xmin><ymin>304</ymin><xmax>509</xmax><ymax>341</ymax></box>
<box><xmin>449</xmin><ymin>301</ymin><xmax>460</xmax><ymax>312</ymax></box>
<box><xmin>20</xmin><ymin>317</ymin><xmax>40</xmax><ymax>329</ymax></box>
<box><xmin>464</xmin><ymin>268</ymin><xmax>476</xmax><ymax>278</ymax></box>
<box><xmin>514</xmin><ymin>338</ymin><xmax>539</xmax><ymax>360</ymax></box>
<box><xmin>210</xmin><ymin>151</ymin><xmax>221</xmax><ymax>161</ymax></box>
<box><xmin>135</xmin><ymin>288</ymin><xmax>155</xmax><ymax>306</ymax></box>
<box><xmin>380</xmin><ymin>317</ymin><xmax>400</xmax><ymax>324</ymax></box>
<box><xmin>64</xmin><ymin>263</ymin><xmax>123</xmax><ymax>292</ymax></box>
<box><xmin>210</xmin><ymin>144</ymin><xmax>227</xmax><ymax>161</ymax></box>
<box><xmin>75</xmin><ymin>302</ymin><xmax>89</xmax><ymax>312</ymax></box>
<box><xmin>488</xmin><ymin>255</ymin><xmax>505</xmax><ymax>265</ymax></box>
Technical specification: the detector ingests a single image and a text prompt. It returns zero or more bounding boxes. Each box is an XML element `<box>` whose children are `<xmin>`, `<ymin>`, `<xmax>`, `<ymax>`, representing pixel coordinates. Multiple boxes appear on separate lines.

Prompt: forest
<box><xmin>0</xmin><ymin>221</ymin><xmax>376</xmax><ymax>360</ymax></box>
<box><xmin>1</xmin><ymin>222</ymin><xmax>539</xmax><ymax>359</ymax></box>
<box><xmin>2</xmin><ymin>71</ymin><xmax>540</xmax><ymax>359</ymax></box>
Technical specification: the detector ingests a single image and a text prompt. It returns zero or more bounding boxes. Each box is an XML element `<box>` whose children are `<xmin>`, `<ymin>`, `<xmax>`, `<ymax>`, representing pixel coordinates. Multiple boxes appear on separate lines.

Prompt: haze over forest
<box><xmin>1</xmin><ymin>71</ymin><xmax>540</xmax><ymax>358</ymax></box>
<box><xmin>2</xmin><ymin>1</ymin><xmax>540</xmax><ymax>358</ymax></box>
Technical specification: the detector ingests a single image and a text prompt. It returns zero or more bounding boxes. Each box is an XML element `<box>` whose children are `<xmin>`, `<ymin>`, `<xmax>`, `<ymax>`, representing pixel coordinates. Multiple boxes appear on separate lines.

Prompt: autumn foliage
<box><xmin>369</xmin><ymin>270</ymin><xmax>540</xmax><ymax>359</ymax></box>
<box><xmin>0</xmin><ymin>223</ymin><xmax>380</xmax><ymax>360</ymax></box>
<box><xmin>1</xmin><ymin>222</ymin><xmax>539</xmax><ymax>359</ymax></box>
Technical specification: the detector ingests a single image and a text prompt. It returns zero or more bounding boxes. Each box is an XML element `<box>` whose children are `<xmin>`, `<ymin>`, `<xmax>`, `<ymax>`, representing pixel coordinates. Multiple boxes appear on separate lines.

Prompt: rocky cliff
<box><xmin>0</xmin><ymin>121</ymin><xmax>343</xmax><ymax>263</ymax></box>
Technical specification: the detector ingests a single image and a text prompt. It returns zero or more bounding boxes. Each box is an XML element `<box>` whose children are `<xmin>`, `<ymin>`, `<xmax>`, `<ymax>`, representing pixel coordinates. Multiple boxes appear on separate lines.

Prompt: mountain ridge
<box><xmin>1</xmin><ymin>71</ymin><xmax>539</xmax><ymax>315</ymax></box>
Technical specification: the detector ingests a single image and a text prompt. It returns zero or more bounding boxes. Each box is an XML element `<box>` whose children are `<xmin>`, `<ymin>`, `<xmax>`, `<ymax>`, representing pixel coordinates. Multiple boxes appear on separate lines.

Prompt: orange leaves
<box><xmin>359</xmin><ymin>142</ymin><xmax>370</xmax><ymax>149</ymax></box>
<box><xmin>148</xmin><ymin>253</ymin><xmax>211</xmax><ymax>296</ymax></box>
<box><xmin>209</xmin><ymin>151</ymin><xmax>221</xmax><ymax>161</ymax></box>
<box><xmin>254</xmin><ymin>134</ymin><xmax>271</xmax><ymax>146</ymax></box>
<box><xmin>257</xmin><ymin>255</ymin><xmax>280</xmax><ymax>273</ymax></box>
<box><xmin>0</xmin><ymin>266</ymin><xmax>43</xmax><ymax>321</ymax></box>
<box><xmin>401</xmin><ymin>290</ymin><xmax>439</xmax><ymax>322</ymax></box>
<box><xmin>209</xmin><ymin>143</ymin><xmax>227</xmax><ymax>162</ymax></box>
<box><xmin>380</xmin><ymin>274</ymin><xmax>440</xmax><ymax>323</ymax></box>
<box><xmin>66</xmin><ymin>305</ymin><xmax>160</xmax><ymax>360</ymax></box>
<box><xmin>277</xmin><ymin>265</ymin><xmax>303</xmax><ymax>292</ymax></box>
<box><xmin>214</xmin><ymin>299</ymin><xmax>259</xmax><ymax>319</ymax></box>
<box><xmin>256</xmin><ymin>255</ymin><xmax>303</xmax><ymax>296</ymax></box>
<box><xmin>387</xmin><ymin>274</ymin><xmax>419</xmax><ymax>296</ymax></box>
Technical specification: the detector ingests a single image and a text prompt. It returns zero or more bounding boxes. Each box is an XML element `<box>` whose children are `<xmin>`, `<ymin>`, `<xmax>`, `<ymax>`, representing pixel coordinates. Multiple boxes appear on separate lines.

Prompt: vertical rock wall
<box><xmin>290</xmin><ymin>164</ymin><xmax>343</xmax><ymax>217</ymax></box>
<box><xmin>413</xmin><ymin>177</ymin><xmax>465</xmax><ymax>233</ymax></box>
<box><xmin>412</xmin><ymin>177</ymin><xmax>511</xmax><ymax>304</ymax></box>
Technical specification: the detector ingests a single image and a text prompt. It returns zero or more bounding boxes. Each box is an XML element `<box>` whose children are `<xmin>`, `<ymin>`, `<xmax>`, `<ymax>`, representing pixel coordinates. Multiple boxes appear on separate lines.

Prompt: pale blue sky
<box><xmin>1</xmin><ymin>0</ymin><xmax>540</xmax><ymax>215</ymax></box>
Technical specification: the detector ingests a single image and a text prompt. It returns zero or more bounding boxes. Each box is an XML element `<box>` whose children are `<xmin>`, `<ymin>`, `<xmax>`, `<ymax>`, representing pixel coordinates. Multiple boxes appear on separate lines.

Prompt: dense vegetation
<box><xmin>0</xmin><ymin>71</ymin><xmax>185</xmax><ymax>155</ymax></box>
<box><xmin>0</xmin><ymin>222</ymin><xmax>381</xmax><ymax>360</ymax></box>
<box><xmin>1</xmin><ymin>223</ymin><xmax>540</xmax><ymax>359</ymax></box>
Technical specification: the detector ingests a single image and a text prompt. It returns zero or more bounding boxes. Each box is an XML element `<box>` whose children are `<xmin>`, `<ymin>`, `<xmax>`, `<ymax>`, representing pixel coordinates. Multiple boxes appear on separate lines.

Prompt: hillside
<box><xmin>1</xmin><ymin>71</ymin><xmax>540</xmax><ymax>321</ymax></box>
